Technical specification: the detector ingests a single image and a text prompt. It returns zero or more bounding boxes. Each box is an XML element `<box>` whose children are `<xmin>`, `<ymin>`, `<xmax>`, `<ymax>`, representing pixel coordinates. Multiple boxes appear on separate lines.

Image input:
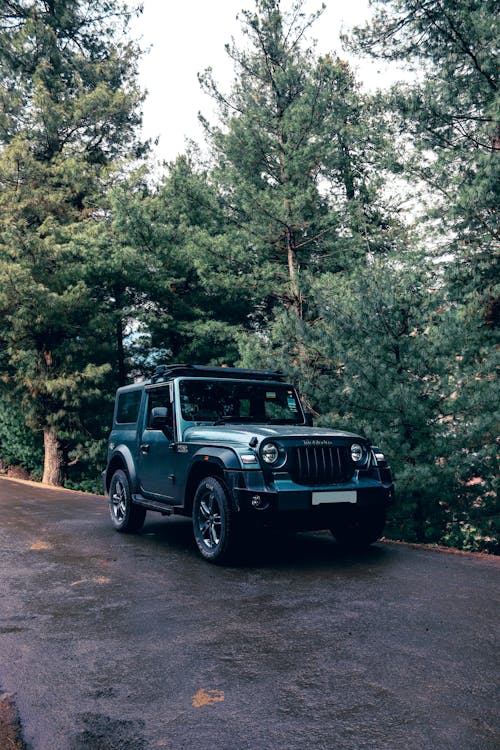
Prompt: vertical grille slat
<box><xmin>289</xmin><ymin>443</ymin><xmax>354</xmax><ymax>485</ymax></box>
<box><xmin>328</xmin><ymin>446</ymin><xmax>335</xmax><ymax>480</ymax></box>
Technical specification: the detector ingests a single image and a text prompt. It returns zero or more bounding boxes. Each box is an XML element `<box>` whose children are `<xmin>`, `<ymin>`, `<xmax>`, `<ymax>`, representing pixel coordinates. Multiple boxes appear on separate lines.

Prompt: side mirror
<box><xmin>304</xmin><ymin>412</ymin><xmax>313</xmax><ymax>427</ymax></box>
<box><xmin>151</xmin><ymin>406</ymin><xmax>169</xmax><ymax>430</ymax></box>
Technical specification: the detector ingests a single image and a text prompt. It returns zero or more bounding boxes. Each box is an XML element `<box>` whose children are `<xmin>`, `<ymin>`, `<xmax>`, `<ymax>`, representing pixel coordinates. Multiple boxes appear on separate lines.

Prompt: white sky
<box><xmin>130</xmin><ymin>0</ymin><xmax>408</xmax><ymax>163</ymax></box>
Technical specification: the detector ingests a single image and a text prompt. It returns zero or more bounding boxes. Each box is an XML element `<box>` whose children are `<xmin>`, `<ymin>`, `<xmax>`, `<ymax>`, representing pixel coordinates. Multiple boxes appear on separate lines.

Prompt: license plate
<box><xmin>312</xmin><ymin>490</ymin><xmax>357</xmax><ymax>505</ymax></box>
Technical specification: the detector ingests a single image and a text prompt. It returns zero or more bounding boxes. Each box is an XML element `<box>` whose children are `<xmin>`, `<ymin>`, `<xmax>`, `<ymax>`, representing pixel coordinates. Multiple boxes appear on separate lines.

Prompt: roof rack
<box><xmin>150</xmin><ymin>364</ymin><xmax>285</xmax><ymax>384</ymax></box>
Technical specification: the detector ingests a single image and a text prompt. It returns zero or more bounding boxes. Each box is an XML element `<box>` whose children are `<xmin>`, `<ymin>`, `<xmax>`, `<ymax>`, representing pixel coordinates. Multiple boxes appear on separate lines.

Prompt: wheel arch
<box><xmin>184</xmin><ymin>458</ymin><xmax>225</xmax><ymax>515</ymax></box>
<box><xmin>183</xmin><ymin>446</ymin><xmax>240</xmax><ymax>514</ymax></box>
<box><xmin>104</xmin><ymin>447</ymin><xmax>137</xmax><ymax>493</ymax></box>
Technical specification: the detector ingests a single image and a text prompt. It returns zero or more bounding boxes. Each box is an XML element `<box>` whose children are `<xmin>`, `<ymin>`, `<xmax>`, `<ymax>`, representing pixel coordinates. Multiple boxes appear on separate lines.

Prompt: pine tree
<box><xmin>198</xmin><ymin>0</ymin><xmax>401</xmax><ymax>387</ymax></box>
<box><xmin>349</xmin><ymin>0</ymin><xmax>499</xmax><ymax>284</ymax></box>
<box><xmin>0</xmin><ymin>0</ymin><xmax>144</xmax><ymax>484</ymax></box>
<box><xmin>348</xmin><ymin>0</ymin><xmax>499</xmax><ymax>550</ymax></box>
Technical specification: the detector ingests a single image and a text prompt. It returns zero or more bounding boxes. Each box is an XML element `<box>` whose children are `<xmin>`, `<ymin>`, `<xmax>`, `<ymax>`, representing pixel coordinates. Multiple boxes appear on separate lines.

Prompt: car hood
<box><xmin>182</xmin><ymin>423</ymin><xmax>367</xmax><ymax>446</ymax></box>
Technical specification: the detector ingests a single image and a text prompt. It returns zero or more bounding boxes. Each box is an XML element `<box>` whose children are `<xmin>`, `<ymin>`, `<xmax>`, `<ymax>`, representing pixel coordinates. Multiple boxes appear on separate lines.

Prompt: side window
<box><xmin>116</xmin><ymin>390</ymin><xmax>142</xmax><ymax>424</ymax></box>
<box><xmin>146</xmin><ymin>388</ymin><xmax>174</xmax><ymax>432</ymax></box>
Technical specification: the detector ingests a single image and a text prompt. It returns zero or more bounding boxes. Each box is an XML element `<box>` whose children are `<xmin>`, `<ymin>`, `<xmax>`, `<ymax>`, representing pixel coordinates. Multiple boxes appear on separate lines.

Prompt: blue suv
<box><xmin>103</xmin><ymin>365</ymin><xmax>394</xmax><ymax>562</ymax></box>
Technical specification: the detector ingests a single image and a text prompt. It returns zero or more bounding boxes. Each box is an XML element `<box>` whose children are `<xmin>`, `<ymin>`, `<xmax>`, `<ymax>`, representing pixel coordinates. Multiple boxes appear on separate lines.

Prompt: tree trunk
<box><xmin>42</xmin><ymin>429</ymin><xmax>64</xmax><ymax>486</ymax></box>
<box><xmin>339</xmin><ymin>136</ymin><xmax>355</xmax><ymax>201</ymax></box>
<box><xmin>116</xmin><ymin>316</ymin><xmax>126</xmax><ymax>387</ymax></box>
<box><xmin>286</xmin><ymin>226</ymin><xmax>302</xmax><ymax>319</ymax></box>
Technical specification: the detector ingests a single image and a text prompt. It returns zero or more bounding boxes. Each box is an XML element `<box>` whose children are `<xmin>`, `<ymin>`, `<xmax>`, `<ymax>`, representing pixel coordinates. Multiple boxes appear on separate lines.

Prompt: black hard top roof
<box><xmin>150</xmin><ymin>364</ymin><xmax>285</xmax><ymax>384</ymax></box>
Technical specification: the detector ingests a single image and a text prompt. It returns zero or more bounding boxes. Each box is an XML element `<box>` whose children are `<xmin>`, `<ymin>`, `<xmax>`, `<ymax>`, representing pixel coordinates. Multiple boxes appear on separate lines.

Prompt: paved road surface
<box><xmin>0</xmin><ymin>476</ymin><xmax>498</xmax><ymax>749</ymax></box>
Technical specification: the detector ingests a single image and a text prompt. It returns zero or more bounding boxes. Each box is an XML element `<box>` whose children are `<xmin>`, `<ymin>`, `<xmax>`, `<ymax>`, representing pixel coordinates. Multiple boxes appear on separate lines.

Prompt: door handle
<box><xmin>140</xmin><ymin>444</ymin><xmax>150</xmax><ymax>454</ymax></box>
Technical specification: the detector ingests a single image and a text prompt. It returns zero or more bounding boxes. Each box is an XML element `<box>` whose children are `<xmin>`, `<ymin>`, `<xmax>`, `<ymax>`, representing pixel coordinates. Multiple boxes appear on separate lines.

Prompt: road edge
<box><xmin>381</xmin><ymin>538</ymin><xmax>499</xmax><ymax>561</ymax></box>
<box><xmin>0</xmin><ymin>473</ymin><xmax>104</xmax><ymax>497</ymax></box>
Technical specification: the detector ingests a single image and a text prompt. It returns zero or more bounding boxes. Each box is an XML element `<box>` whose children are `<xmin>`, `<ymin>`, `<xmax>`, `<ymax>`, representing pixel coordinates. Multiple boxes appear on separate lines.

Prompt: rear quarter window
<box><xmin>116</xmin><ymin>390</ymin><xmax>142</xmax><ymax>424</ymax></box>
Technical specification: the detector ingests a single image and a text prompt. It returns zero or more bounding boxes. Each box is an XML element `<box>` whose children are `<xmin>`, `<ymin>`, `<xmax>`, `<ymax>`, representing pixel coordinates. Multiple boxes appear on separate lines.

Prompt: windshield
<box><xmin>179</xmin><ymin>379</ymin><xmax>304</xmax><ymax>425</ymax></box>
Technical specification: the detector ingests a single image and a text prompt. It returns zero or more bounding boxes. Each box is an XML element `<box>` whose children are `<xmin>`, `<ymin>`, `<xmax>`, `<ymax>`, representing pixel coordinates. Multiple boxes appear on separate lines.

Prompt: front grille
<box><xmin>289</xmin><ymin>445</ymin><xmax>354</xmax><ymax>485</ymax></box>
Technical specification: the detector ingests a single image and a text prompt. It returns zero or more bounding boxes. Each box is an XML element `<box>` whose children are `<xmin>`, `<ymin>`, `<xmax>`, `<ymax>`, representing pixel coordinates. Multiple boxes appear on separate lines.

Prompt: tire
<box><xmin>330</xmin><ymin>507</ymin><xmax>386</xmax><ymax>549</ymax></box>
<box><xmin>109</xmin><ymin>469</ymin><xmax>146</xmax><ymax>533</ymax></box>
<box><xmin>192</xmin><ymin>476</ymin><xmax>238</xmax><ymax>563</ymax></box>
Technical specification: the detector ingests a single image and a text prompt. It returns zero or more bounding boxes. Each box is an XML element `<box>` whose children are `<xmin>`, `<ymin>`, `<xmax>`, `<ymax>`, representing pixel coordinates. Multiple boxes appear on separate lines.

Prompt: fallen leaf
<box><xmin>30</xmin><ymin>541</ymin><xmax>51</xmax><ymax>550</ymax></box>
<box><xmin>70</xmin><ymin>576</ymin><xmax>111</xmax><ymax>587</ymax></box>
<box><xmin>192</xmin><ymin>689</ymin><xmax>225</xmax><ymax>708</ymax></box>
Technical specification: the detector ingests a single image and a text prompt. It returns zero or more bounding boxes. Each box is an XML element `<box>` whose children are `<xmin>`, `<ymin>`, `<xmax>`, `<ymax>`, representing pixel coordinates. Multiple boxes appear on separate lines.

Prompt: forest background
<box><xmin>0</xmin><ymin>0</ymin><xmax>498</xmax><ymax>553</ymax></box>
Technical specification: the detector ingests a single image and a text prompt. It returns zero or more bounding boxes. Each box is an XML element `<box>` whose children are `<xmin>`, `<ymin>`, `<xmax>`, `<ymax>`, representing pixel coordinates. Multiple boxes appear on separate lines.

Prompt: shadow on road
<box><xmin>138</xmin><ymin>514</ymin><xmax>391</xmax><ymax>570</ymax></box>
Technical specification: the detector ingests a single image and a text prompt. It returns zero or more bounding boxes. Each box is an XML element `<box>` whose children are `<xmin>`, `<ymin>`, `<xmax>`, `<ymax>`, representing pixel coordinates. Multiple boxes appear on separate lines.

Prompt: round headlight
<box><xmin>262</xmin><ymin>442</ymin><xmax>279</xmax><ymax>464</ymax></box>
<box><xmin>351</xmin><ymin>443</ymin><xmax>364</xmax><ymax>463</ymax></box>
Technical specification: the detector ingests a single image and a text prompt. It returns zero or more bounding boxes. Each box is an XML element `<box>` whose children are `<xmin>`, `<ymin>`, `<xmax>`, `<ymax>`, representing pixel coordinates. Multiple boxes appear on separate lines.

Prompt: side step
<box><xmin>132</xmin><ymin>494</ymin><xmax>176</xmax><ymax>516</ymax></box>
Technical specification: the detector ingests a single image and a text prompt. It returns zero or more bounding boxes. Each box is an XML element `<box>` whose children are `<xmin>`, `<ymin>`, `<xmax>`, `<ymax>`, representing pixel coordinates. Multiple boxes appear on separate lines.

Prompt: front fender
<box><xmin>189</xmin><ymin>445</ymin><xmax>241</xmax><ymax>471</ymax></box>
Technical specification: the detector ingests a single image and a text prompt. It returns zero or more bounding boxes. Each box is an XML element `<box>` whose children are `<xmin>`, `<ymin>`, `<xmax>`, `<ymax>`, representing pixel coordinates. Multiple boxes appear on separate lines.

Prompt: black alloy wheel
<box><xmin>192</xmin><ymin>476</ymin><xmax>237</xmax><ymax>563</ymax></box>
<box><xmin>109</xmin><ymin>469</ymin><xmax>146</xmax><ymax>533</ymax></box>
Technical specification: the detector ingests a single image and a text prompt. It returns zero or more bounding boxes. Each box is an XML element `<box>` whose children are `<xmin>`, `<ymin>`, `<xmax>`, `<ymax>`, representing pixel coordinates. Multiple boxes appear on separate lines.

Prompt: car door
<box><xmin>137</xmin><ymin>385</ymin><xmax>179</xmax><ymax>502</ymax></box>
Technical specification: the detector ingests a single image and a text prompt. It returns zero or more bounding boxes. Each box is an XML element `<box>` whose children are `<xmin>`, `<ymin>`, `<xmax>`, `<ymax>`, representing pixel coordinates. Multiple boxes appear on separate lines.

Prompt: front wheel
<box><xmin>330</xmin><ymin>507</ymin><xmax>386</xmax><ymax>549</ymax></box>
<box><xmin>109</xmin><ymin>469</ymin><xmax>146</xmax><ymax>533</ymax></box>
<box><xmin>192</xmin><ymin>477</ymin><xmax>238</xmax><ymax>563</ymax></box>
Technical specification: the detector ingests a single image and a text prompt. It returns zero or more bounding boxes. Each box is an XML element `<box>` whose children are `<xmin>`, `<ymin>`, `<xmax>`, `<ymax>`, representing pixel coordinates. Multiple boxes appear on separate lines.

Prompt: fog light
<box><xmin>251</xmin><ymin>494</ymin><xmax>270</xmax><ymax>510</ymax></box>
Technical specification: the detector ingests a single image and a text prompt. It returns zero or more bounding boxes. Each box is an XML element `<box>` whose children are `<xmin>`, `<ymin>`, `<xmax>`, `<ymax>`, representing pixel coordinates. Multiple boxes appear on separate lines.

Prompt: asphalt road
<box><xmin>0</xmin><ymin>476</ymin><xmax>499</xmax><ymax>750</ymax></box>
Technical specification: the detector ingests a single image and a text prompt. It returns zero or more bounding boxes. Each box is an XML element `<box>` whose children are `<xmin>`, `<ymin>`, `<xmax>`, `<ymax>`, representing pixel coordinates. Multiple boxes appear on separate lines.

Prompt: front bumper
<box><xmin>232</xmin><ymin>469</ymin><xmax>394</xmax><ymax>514</ymax></box>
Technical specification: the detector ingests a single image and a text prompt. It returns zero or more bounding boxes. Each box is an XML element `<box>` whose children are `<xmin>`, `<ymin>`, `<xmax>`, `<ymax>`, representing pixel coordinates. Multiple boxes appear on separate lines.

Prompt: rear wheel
<box><xmin>109</xmin><ymin>469</ymin><xmax>146</xmax><ymax>533</ymax></box>
<box><xmin>330</xmin><ymin>507</ymin><xmax>386</xmax><ymax>549</ymax></box>
<box><xmin>192</xmin><ymin>477</ymin><xmax>238</xmax><ymax>563</ymax></box>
